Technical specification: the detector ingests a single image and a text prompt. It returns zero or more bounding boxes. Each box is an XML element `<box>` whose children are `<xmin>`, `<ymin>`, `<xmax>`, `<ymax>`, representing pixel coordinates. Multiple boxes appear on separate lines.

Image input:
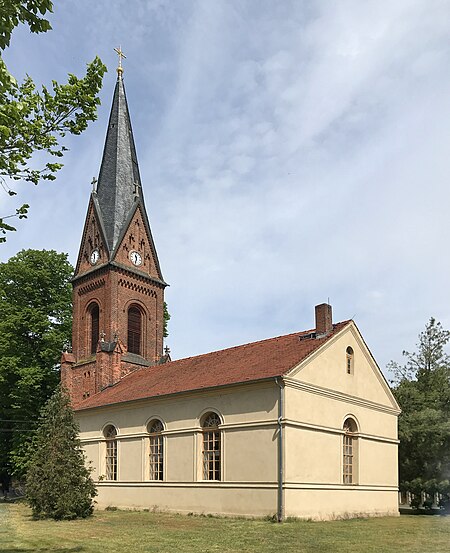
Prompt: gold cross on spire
<box><xmin>114</xmin><ymin>46</ymin><xmax>126</xmax><ymax>76</ymax></box>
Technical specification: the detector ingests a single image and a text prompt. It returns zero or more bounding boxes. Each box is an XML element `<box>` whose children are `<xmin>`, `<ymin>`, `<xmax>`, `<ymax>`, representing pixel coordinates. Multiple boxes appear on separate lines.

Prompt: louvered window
<box><xmin>90</xmin><ymin>303</ymin><xmax>99</xmax><ymax>354</ymax></box>
<box><xmin>128</xmin><ymin>306</ymin><xmax>141</xmax><ymax>355</ymax></box>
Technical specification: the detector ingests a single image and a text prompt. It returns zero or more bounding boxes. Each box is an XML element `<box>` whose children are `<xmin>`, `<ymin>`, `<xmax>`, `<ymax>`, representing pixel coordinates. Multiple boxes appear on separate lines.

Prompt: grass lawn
<box><xmin>1</xmin><ymin>502</ymin><xmax>449</xmax><ymax>553</ymax></box>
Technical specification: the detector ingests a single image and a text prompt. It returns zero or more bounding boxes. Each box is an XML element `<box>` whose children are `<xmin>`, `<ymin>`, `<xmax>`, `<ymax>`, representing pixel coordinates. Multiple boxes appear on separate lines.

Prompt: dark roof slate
<box><xmin>96</xmin><ymin>76</ymin><xmax>144</xmax><ymax>252</ymax></box>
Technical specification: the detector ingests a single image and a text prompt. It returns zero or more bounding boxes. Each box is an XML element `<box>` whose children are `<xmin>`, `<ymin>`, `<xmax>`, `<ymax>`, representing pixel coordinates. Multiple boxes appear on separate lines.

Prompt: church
<box><xmin>61</xmin><ymin>60</ymin><xmax>400</xmax><ymax>520</ymax></box>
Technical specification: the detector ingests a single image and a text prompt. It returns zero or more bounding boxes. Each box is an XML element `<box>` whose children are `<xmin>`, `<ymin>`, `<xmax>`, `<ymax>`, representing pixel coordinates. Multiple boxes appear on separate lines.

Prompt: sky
<box><xmin>2</xmin><ymin>0</ymin><xmax>450</xmax><ymax>378</ymax></box>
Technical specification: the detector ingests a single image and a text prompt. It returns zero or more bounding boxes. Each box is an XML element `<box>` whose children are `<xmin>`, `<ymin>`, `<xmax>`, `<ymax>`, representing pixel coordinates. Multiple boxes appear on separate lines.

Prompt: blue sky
<box><xmin>2</xmin><ymin>0</ymin><xmax>450</xmax><ymax>377</ymax></box>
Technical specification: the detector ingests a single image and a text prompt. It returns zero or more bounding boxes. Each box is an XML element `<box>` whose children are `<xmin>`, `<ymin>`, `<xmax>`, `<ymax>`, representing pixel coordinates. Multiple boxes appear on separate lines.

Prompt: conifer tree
<box><xmin>26</xmin><ymin>385</ymin><xmax>97</xmax><ymax>519</ymax></box>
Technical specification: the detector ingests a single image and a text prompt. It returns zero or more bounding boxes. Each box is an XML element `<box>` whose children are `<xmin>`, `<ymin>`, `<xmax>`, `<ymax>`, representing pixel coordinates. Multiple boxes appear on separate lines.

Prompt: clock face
<box><xmin>90</xmin><ymin>249</ymin><xmax>100</xmax><ymax>265</ymax></box>
<box><xmin>130</xmin><ymin>250</ymin><xmax>142</xmax><ymax>266</ymax></box>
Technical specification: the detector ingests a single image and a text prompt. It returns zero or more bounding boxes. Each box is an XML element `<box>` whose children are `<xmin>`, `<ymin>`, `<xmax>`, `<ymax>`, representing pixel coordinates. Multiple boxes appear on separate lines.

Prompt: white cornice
<box><xmin>284</xmin><ymin>418</ymin><xmax>399</xmax><ymax>444</ymax></box>
<box><xmin>80</xmin><ymin>419</ymin><xmax>279</xmax><ymax>443</ymax></box>
<box><xmin>284</xmin><ymin>483</ymin><xmax>398</xmax><ymax>491</ymax></box>
<box><xmin>283</xmin><ymin>377</ymin><xmax>400</xmax><ymax>415</ymax></box>
<box><xmin>80</xmin><ymin>416</ymin><xmax>398</xmax><ymax>445</ymax></box>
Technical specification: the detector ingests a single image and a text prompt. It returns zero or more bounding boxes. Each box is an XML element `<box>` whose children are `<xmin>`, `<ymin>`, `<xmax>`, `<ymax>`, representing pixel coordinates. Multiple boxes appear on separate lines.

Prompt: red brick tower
<box><xmin>61</xmin><ymin>69</ymin><xmax>167</xmax><ymax>405</ymax></box>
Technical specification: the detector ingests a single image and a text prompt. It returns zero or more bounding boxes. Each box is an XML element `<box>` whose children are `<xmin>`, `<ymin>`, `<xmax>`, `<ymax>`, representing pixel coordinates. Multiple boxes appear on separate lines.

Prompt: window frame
<box><xmin>342</xmin><ymin>418</ymin><xmax>358</xmax><ymax>485</ymax></box>
<box><xmin>88</xmin><ymin>302</ymin><xmax>100</xmax><ymax>355</ymax></box>
<box><xmin>147</xmin><ymin>419</ymin><xmax>164</xmax><ymax>481</ymax></box>
<box><xmin>104</xmin><ymin>425</ymin><xmax>118</xmax><ymax>481</ymax></box>
<box><xmin>346</xmin><ymin>346</ymin><xmax>354</xmax><ymax>375</ymax></box>
<box><xmin>127</xmin><ymin>305</ymin><xmax>142</xmax><ymax>355</ymax></box>
<box><xmin>201</xmin><ymin>412</ymin><xmax>222</xmax><ymax>481</ymax></box>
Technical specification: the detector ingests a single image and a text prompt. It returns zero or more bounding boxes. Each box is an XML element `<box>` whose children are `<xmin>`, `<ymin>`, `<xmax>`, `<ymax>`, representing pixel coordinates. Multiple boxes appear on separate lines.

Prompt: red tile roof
<box><xmin>76</xmin><ymin>321</ymin><xmax>351</xmax><ymax>411</ymax></box>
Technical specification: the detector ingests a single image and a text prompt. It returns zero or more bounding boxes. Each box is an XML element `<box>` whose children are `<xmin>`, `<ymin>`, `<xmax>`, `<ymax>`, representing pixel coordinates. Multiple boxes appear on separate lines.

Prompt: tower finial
<box><xmin>114</xmin><ymin>46</ymin><xmax>126</xmax><ymax>77</ymax></box>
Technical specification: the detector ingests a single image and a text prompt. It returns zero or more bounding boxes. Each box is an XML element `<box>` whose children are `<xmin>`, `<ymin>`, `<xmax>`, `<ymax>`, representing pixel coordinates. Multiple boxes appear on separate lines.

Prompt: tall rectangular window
<box><xmin>148</xmin><ymin>419</ymin><xmax>164</xmax><ymax>481</ymax></box>
<box><xmin>127</xmin><ymin>306</ymin><xmax>141</xmax><ymax>355</ymax></box>
<box><xmin>202</xmin><ymin>413</ymin><xmax>221</xmax><ymax>481</ymax></box>
<box><xmin>106</xmin><ymin>440</ymin><xmax>117</xmax><ymax>480</ymax></box>
<box><xmin>202</xmin><ymin>430</ymin><xmax>221</xmax><ymax>480</ymax></box>
<box><xmin>90</xmin><ymin>303</ymin><xmax>99</xmax><ymax>354</ymax></box>
<box><xmin>346</xmin><ymin>346</ymin><xmax>354</xmax><ymax>375</ymax></box>
<box><xmin>343</xmin><ymin>434</ymin><xmax>353</xmax><ymax>484</ymax></box>
<box><xmin>104</xmin><ymin>425</ymin><xmax>118</xmax><ymax>481</ymax></box>
<box><xmin>149</xmin><ymin>434</ymin><xmax>164</xmax><ymax>480</ymax></box>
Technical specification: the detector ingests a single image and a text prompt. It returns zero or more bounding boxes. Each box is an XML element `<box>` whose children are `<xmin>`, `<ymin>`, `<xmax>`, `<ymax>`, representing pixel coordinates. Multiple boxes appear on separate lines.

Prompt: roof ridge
<box><xmin>170</xmin><ymin>319</ymin><xmax>352</xmax><ymax>364</ymax></box>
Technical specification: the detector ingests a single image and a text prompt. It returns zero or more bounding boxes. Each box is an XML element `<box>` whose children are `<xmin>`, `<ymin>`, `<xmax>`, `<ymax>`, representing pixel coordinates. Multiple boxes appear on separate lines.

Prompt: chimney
<box><xmin>315</xmin><ymin>303</ymin><xmax>332</xmax><ymax>335</ymax></box>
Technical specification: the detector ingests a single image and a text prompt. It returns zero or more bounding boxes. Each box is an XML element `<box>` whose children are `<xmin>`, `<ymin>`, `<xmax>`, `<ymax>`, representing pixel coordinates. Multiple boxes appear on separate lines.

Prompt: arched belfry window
<box><xmin>343</xmin><ymin>418</ymin><xmax>358</xmax><ymax>484</ymax></box>
<box><xmin>127</xmin><ymin>305</ymin><xmax>142</xmax><ymax>355</ymax></box>
<box><xmin>104</xmin><ymin>425</ymin><xmax>118</xmax><ymax>481</ymax></box>
<box><xmin>346</xmin><ymin>346</ymin><xmax>354</xmax><ymax>375</ymax></box>
<box><xmin>148</xmin><ymin>419</ymin><xmax>164</xmax><ymax>481</ymax></box>
<box><xmin>202</xmin><ymin>412</ymin><xmax>221</xmax><ymax>481</ymax></box>
<box><xmin>89</xmin><ymin>303</ymin><xmax>99</xmax><ymax>355</ymax></box>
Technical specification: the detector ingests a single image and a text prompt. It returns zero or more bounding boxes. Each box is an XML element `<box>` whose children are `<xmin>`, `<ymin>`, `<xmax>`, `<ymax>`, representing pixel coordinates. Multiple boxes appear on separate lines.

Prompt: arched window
<box><xmin>148</xmin><ymin>419</ymin><xmax>164</xmax><ymax>481</ymax></box>
<box><xmin>104</xmin><ymin>425</ymin><xmax>118</xmax><ymax>481</ymax></box>
<box><xmin>202</xmin><ymin>412</ymin><xmax>221</xmax><ymax>481</ymax></box>
<box><xmin>343</xmin><ymin>418</ymin><xmax>358</xmax><ymax>484</ymax></box>
<box><xmin>89</xmin><ymin>303</ymin><xmax>99</xmax><ymax>355</ymax></box>
<box><xmin>346</xmin><ymin>346</ymin><xmax>354</xmax><ymax>375</ymax></box>
<box><xmin>127</xmin><ymin>306</ymin><xmax>142</xmax><ymax>355</ymax></box>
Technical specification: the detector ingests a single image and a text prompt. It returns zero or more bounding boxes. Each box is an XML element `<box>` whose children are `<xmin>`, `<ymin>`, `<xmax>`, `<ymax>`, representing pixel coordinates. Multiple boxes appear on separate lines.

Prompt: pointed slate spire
<box><xmin>96</xmin><ymin>72</ymin><xmax>143</xmax><ymax>252</ymax></box>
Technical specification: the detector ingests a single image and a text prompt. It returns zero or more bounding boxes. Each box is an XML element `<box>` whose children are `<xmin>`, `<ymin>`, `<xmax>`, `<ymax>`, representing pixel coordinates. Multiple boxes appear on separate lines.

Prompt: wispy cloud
<box><xmin>2</xmin><ymin>0</ymin><xmax>450</xmax><ymax>373</ymax></box>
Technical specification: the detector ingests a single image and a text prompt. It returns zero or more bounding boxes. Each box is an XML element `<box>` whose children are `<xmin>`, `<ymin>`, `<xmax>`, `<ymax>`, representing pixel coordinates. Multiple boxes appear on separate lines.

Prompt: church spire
<box><xmin>95</xmin><ymin>63</ymin><xmax>143</xmax><ymax>252</ymax></box>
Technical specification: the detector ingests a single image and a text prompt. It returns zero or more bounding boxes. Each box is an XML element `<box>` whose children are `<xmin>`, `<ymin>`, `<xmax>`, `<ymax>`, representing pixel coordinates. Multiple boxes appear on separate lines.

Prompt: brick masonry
<box><xmin>61</xmin><ymin>203</ymin><xmax>165</xmax><ymax>406</ymax></box>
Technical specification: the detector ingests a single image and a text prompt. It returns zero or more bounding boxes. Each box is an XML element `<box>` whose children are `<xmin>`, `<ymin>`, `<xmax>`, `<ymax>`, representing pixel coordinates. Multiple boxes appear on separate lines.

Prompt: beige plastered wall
<box><xmin>283</xmin><ymin>323</ymin><xmax>400</xmax><ymax>518</ymax></box>
<box><xmin>77</xmin><ymin>382</ymin><xmax>280</xmax><ymax>516</ymax></box>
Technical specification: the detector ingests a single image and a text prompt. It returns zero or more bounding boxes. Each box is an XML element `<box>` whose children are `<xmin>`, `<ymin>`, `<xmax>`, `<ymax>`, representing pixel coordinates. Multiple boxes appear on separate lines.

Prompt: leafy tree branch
<box><xmin>0</xmin><ymin>0</ymin><xmax>107</xmax><ymax>242</ymax></box>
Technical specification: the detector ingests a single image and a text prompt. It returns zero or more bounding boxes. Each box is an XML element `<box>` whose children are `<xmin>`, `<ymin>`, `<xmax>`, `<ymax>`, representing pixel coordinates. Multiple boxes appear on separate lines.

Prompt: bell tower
<box><xmin>62</xmin><ymin>58</ymin><xmax>168</xmax><ymax>405</ymax></box>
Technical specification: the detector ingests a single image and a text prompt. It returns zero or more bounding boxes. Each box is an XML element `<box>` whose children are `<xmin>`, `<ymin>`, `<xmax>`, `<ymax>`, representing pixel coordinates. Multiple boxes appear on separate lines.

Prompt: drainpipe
<box><xmin>275</xmin><ymin>377</ymin><xmax>284</xmax><ymax>522</ymax></box>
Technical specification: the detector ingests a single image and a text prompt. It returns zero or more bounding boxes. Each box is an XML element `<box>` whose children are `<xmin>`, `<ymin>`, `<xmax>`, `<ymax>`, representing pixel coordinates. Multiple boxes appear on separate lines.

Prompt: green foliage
<box><xmin>0</xmin><ymin>0</ymin><xmax>53</xmax><ymax>50</ymax></box>
<box><xmin>0</xmin><ymin>0</ymin><xmax>106</xmax><ymax>242</ymax></box>
<box><xmin>0</xmin><ymin>249</ymin><xmax>73</xmax><ymax>478</ymax></box>
<box><xmin>390</xmin><ymin>318</ymin><xmax>450</xmax><ymax>503</ymax></box>
<box><xmin>163</xmin><ymin>301</ymin><xmax>170</xmax><ymax>338</ymax></box>
<box><xmin>26</xmin><ymin>385</ymin><xmax>97</xmax><ymax>519</ymax></box>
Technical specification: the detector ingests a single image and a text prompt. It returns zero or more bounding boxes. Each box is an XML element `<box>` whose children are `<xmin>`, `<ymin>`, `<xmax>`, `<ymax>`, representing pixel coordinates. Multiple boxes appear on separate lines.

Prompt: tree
<box><xmin>389</xmin><ymin>318</ymin><xmax>450</xmax><ymax>504</ymax></box>
<box><xmin>0</xmin><ymin>0</ymin><xmax>107</xmax><ymax>242</ymax></box>
<box><xmin>26</xmin><ymin>385</ymin><xmax>97</xmax><ymax>519</ymax></box>
<box><xmin>0</xmin><ymin>249</ymin><xmax>73</xmax><ymax>479</ymax></box>
<box><xmin>163</xmin><ymin>301</ymin><xmax>170</xmax><ymax>338</ymax></box>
